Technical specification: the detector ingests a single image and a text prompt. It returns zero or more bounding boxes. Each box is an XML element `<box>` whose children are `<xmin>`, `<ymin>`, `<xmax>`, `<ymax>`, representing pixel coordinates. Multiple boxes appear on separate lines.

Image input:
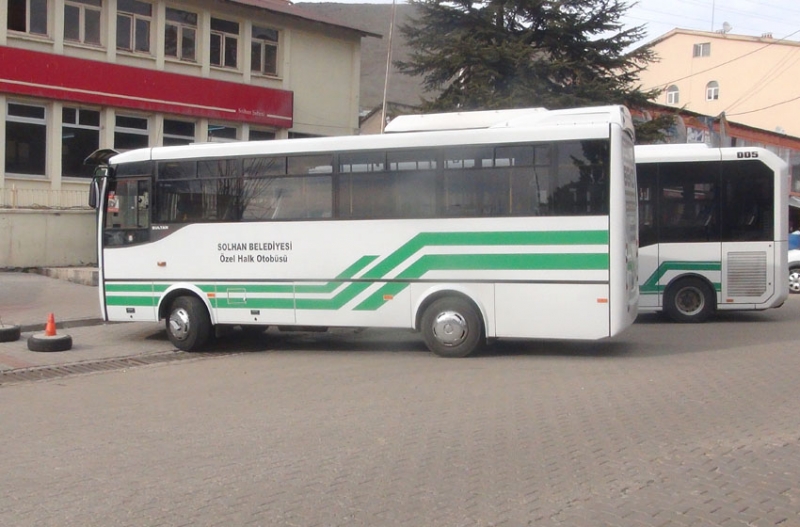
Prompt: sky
<box><xmin>295</xmin><ymin>0</ymin><xmax>800</xmax><ymax>44</ymax></box>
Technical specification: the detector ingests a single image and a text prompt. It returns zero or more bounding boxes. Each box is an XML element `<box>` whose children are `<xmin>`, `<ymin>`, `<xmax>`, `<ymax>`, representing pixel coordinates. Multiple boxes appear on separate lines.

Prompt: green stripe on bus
<box><xmin>105</xmin><ymin>296</ymin><xmax>157</xmax><ymax>307</ymax></box>
<box><xmin>104</xmin><ymin>230</ymin><xmax>609</xmax><ymax>312</ymax></box>
<box><xmin>640</xmin><ymin>261</ymin><xmax>722</xmax><ymax>294</ymax></box>
<box><xmin>361</xmin><ymin>230</ymin><xmax>608</xmax><ymax>280</ymax></box>
<box><xmin>105</xmin><ymin>284</ymin><xmax>153</xmax><ymax>292</ymax></box>
<box><xmin>356</xmin><ymin>252</ymin><xmax>609</xmax><ymax>310</ymax></box>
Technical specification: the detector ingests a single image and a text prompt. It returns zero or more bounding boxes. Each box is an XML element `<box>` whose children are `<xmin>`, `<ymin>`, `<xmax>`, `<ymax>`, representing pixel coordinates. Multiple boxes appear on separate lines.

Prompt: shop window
<box><xmin>117</xmin><ymin>0</ymin><xmax>151</xmax><ymax>53</ymax></box>
<box><xmin>64</xmin><ymin>0</ymin><xmax>102</xmax><ymax>46</ymax></box>
<box><xmin>115</xmin><ymin>114</ymin><xmax>149</xmax><ymax>150</ymax></box>
<box><xmin>62</xmin><ymin>107</ymin><xmax>100</xmax><ymax>178</ymax></box>
<box><xmin>5</xmin><ymin>102</ymin><xmax>47</xmax><ymax>176</ymax></box>
<box><xmin>251</xmin><ymin>25</ymin><xmax>279</xmax><ymax>76</ymax></box>
<box><xmin>249</xmin><ymin>129</ymin><xmax>276</xmax><ymax>141</ymax></box>
<box><xmin>208</xmin><ymin>124</ymin><xmax>237</xmax><ymax>142</ymax></box>
<box><xmin>210</xmin><ymin>17</ymin><xmax>239</xmax><ymax>69</ymax></box>
<box><xmin>165</xmin><ymin>7</ymin><xmax>197</xmax><ymax>62</ymax></box>
<box><xmin>8</xmin><ymin>0</ymin><xmax>49</xmax><ymax>36</ymax></box>
<box><xmin>163</xmin><ymin>119</ymin><xmax>195</xmax><ymax>146</ymax></box>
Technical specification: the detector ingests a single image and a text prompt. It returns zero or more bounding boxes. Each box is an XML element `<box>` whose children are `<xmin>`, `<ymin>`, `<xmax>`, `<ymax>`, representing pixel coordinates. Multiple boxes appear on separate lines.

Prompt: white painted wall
<box><xmin>0</xmin><ymin>210</ymin><xmax>97</xmax><ymax>268</ymax></box>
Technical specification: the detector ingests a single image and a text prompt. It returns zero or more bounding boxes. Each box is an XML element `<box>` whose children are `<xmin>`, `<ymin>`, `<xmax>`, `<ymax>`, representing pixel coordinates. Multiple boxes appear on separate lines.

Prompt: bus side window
<box><xmin>721</xmin><ymin>160</ymin><xmax>774</xmax><ymax>241</ymax></box>
<box><xmin>637</xmin><ymin>163</ymin><xmax>658</xmax><ymax>248</ymax></box>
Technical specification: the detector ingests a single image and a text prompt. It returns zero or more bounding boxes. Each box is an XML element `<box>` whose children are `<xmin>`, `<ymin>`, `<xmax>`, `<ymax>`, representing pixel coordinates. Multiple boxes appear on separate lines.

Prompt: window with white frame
<box><xmin>706</xmin><ymin>81</ymin><xmax>720</xmax><ymax>100</ymax></box>
<box><xmin>165</xmin><ymin>7</ymin><xmax>197</xmax><ymax>62</ymax></box>
<box><xmin>115</xmin><ymin>114</ymin><xmax>149</xmax><ymax>150</ymax></box>
<box><xmin>666</xmin><ymin>85</ymin><xmax>679</xmax><ymax>105</ymax></box>
<box><xmin>64</xmin><ymin>0</ymin><xmax>102</xmax><ymax>45</ymax></box>
<box><xmin>693</xmin><ymin>42</ymin><xmax>710</xmax><ymax>57</ymax></box>
<box><xmin>7</xmin><ymin>0</ymin><xmax>48</xmax><ymax>36</ymax></box>
<box><xmin>117</xmin><ymin>0</ymin><xmax>151</xmax><ymax>53</ymax></box>
<box><xmin>251</xmin><ymin>25</ymin><xmax>279</xmax><ymax>76</ymax></box>
<box><xmin>210</xmin><ymin>17</ymin><xmax>239</xmax><ymax>69</ymax></box>
<box><xmin>5</xmin><ymin>102</ymin><xmax>47</xmax><ymax>176</ymax></box>
<box><xmin>62</xmin><ymin>107</ymin><xmax>100</xmax><ymax>177</ymax></box>
<box><xmin>163</xmin><ymin>119</ymin><xmax>195</xmax><ymax>146</ymax></box>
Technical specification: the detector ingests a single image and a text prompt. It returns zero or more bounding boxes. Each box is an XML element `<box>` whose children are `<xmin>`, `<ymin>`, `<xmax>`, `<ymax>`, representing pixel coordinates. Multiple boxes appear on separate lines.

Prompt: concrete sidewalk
<box><xmin>0</xmin><ymin>271</ymin><xmax>175</xmax><ymax>373</ymax></box>
<box><xmin>0</xmin><ymin>271</ymin><xmax>102</xmax><ymax>330</ymax></box>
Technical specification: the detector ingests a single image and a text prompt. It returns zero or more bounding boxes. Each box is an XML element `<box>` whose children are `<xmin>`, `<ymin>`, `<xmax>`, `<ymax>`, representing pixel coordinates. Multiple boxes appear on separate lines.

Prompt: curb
<box><xmin>19</xmin><ymin>317</ymin><xmax>106</xmax><ymax>333</ymax></box>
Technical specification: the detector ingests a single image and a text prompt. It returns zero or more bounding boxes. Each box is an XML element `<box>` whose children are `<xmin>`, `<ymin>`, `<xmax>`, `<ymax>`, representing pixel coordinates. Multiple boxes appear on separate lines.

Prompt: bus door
<box><xmin>645</xmin><ymin>161</ymin><xmax>723</xmax><ymax>308</ymax></box>
<box><xmin>636</xmin><ymin>163</ymin><xmax>661</xmax><ymax>309</ymax></box>
<box><xmin>103</xmin><ymin>176</ymin><xmax>156</xmax><ymax>321</ymax></box>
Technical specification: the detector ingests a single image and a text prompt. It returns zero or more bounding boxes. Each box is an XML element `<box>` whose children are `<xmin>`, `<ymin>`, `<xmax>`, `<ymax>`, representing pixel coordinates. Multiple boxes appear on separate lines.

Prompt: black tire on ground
<box><xmin>27</xmin><ymin>333</ymin><xmax>73</xmax><ymax>352</ymax></box>
<box><xmin>789</xmin><ymin>266</ymin><xmax>800</xmax><ymax>294</ymax></box>
<box><xmin>663</xmin><ymin>277</ymin><xmax>716</xmax><ymax>323</ymax></box>
<box><xmin>420</xmin><ymin>296</ymin><xmax>483</xmax><ymax>358</ymax></box>
<box><xmin>165</xmin><ymin>295</ymin><xmax>212</xmax><ymax>351</ymax></box>
<box><xmin>0</xmin><ymin>324</ymin><xmax>21</xmax><ymax>343</ymax></box>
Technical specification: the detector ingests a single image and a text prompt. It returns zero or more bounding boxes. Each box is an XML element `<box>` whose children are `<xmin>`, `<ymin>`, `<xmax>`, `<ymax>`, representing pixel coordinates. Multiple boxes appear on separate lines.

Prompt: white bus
<box><xmin>635</xmin><ymin>144</ymin><xmax>789</xmax><ymax>322</ymax></box>
<box><xmin>88</xmin><ymin>105</ymin><xmax>639</xmax><ymax>357</ymax></box>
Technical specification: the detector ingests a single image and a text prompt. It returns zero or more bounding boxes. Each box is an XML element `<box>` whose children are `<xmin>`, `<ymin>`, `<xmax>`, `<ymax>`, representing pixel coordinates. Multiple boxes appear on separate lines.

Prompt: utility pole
<box><xmin>380</xmin><ymin>0</ymin><xmax>398</xmax><ymax>134</ymax></box>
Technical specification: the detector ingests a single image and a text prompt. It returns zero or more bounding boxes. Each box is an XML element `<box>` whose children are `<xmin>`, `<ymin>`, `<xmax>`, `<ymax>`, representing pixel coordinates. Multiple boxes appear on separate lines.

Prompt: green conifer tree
<box><xmin>397</xmin><ymin>0</ymin><xmax>673</xmax><ymax>140</ymax></box>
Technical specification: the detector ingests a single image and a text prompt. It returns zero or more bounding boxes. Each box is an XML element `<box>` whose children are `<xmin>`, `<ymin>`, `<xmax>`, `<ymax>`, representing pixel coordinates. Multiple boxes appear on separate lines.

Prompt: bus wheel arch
<box><xmin>663</xmin><ymin>275</ymin><xmax>716</xmax><ymax>323</ymax></box>
<box><xmin>416</xmin><ymin>291</ymin><xmax>485</xmax><ymax>358</ymax></box>
<box><xmin>159</xmin><ymin>289</ymin><xmax>213</xmax><ymax>351</ymax></box>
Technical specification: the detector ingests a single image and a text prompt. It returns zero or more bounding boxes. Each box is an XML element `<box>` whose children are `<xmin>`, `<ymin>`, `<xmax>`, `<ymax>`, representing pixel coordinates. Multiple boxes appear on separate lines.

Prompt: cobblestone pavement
<box><xmin>1</xmin><ymin>298</ymin><xmax>799</xmax><ymax>526</ymax></box>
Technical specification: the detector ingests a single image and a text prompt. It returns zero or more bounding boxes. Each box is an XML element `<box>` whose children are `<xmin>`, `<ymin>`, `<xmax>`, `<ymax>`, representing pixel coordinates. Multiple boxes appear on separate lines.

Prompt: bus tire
<box><xmin>0</xmin><ymin>324</ymin><xmax>21</xmax><ymax>343</ymax></box>
<box><xmin>421</xmin><ymin>297</ymin><xmax>483</xmax><ymax>358</ymax></box>
<box><xmin>789</xmin><ymin>266</ymin><xmax>800</xmax><ymax>294</ymax></box>
<box><xmin>664</xmin><ymin>277</ymin><xmax>715</xmax><ymax>323</ymax></box>
<box><xmin>166</xmin><ymin>295</ymin><xmax>211</xmax><ymax>351</ymax></box>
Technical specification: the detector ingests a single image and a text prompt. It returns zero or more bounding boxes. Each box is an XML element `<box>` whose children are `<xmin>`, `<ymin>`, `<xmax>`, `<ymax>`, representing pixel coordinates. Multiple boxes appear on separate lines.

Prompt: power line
<box><xmin>724</xmin><ymin>48</ymin><xmax>800</xmax><ymax>113</ymax></box>
<box><xmin>727</xmin><ymin>93</ymin><xmax>800</xmax><ymax>116</ymax></box>
<box><xmin>646</xmin><ymin>28</ymin><xmax>800</xmax><ymax>90</ymax></box>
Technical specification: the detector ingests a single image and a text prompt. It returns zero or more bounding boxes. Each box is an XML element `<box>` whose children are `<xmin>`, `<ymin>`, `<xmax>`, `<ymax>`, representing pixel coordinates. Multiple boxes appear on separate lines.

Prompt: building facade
<box><xmin>0</xmin><ymin>0</ymin><xmax>376</xmax><ymax>206</ymax></box>
<box><xmin>637</xmin><ymin>29</ymin><xmax>800</xmax><ymax>138</ymax></box>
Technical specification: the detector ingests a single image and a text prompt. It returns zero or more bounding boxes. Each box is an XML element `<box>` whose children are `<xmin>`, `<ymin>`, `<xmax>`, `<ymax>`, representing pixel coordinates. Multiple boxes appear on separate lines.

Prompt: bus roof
<box><xmin>383</xmin><ymin>108</ymin><xmax>547</xmax><ymax>132</ymax></box>
<box><xmin>385</xmin><ymin>105</ymin><xmax>632</xmax><ymax>133</ymax></box>
<box><xmin>635</xmin><ymin>144</ymin><xmax>784</xmax><ymax>164</ymax></box>
<box><xmin>109</xmin><ymin>105</ymin><xmax>632</xmax><ymax>165</ymax></box>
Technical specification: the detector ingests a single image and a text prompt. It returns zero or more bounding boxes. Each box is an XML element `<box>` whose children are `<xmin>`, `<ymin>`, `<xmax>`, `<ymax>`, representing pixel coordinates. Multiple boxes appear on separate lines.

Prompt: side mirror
<box><xmin>89</xmin><ymin>177</ymin><xmax>100</xmax><ymax>209</ymax></box>
<box><xmin>88</xmin><ymin>166</ymin><xmax>109</xmax><ymax>209</ymax></box>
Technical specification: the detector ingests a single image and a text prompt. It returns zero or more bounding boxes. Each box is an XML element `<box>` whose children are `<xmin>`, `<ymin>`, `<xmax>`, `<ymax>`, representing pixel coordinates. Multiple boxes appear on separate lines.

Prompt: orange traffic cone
<box><xmin>45</xmin><ymin>313</ymin><xmax>57</xmax><ymax>336</ymax></box>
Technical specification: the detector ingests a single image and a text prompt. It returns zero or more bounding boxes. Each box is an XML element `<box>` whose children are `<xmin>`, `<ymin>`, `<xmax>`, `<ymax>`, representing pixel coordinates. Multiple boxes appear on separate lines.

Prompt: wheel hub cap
<box><xmin>676</xmin><ymin>287</ymin><xmax>704</xmax><ymax>315</ymax></box>
<box><xmin>432</xmin><ymin>311</ymin><xmax>467</xmax><ymax>346</ymax></box>
<box><xmin>169</xmin><ymin>308</ymin><xmax>191</xmax><ymax>341</ymax></box>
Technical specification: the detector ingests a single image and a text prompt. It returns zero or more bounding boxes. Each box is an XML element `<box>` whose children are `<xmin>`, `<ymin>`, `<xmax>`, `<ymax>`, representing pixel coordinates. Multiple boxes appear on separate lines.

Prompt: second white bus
<box><xmin>635</xmin><ymin>144</ymin><xmax>789</xmax><ymax>322</ymax></box>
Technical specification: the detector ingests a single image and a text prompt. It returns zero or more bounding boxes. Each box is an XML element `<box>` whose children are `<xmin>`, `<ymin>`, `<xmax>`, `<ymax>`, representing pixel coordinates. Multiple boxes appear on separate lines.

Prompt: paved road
<box><xmin>1</xmin><ymin>298</ymin><xmax>799</xmax><ymax>526</ymax></box>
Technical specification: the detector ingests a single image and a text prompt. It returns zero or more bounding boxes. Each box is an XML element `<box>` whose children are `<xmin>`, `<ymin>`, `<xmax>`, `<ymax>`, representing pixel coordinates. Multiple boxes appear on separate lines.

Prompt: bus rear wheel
<box><xmin>421</xmin><ymin>297</ymin><xmax>483</xmax><ymax>358</ymax></box>
<box><xmin>664</xmin><ymin>277</ymin><xmax>715</xmax><ymax>323</ymax></box>
<box><xmin>166</xmin><ymin>296</ymin><xmax>211</xmax><ymax>351</ymax></box>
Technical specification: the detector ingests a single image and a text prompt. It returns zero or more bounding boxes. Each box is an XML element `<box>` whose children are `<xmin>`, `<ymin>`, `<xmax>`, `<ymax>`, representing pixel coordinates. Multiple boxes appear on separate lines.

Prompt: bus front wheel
<box><xmin>421</xmin><ymin>297</ymin><xmax>483</xmax><ymax>358</ymax></box>
<box><xmin>166</xmin><ymin>296</ymin><xmax>211</xmax><ymax>351</ymax></box>
<box><xmin>664</xmin><ymin>278</ymin><xmax>715</xmax><ymax>323</ymax></box>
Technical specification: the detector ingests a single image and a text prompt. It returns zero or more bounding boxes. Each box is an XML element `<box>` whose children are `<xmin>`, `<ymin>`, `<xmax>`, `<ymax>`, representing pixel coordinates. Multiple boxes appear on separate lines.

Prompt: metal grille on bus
<box><xmin>726</xmin><ymin>252</ymin><xmax>767</xmax><ymax>297</ymax></box>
